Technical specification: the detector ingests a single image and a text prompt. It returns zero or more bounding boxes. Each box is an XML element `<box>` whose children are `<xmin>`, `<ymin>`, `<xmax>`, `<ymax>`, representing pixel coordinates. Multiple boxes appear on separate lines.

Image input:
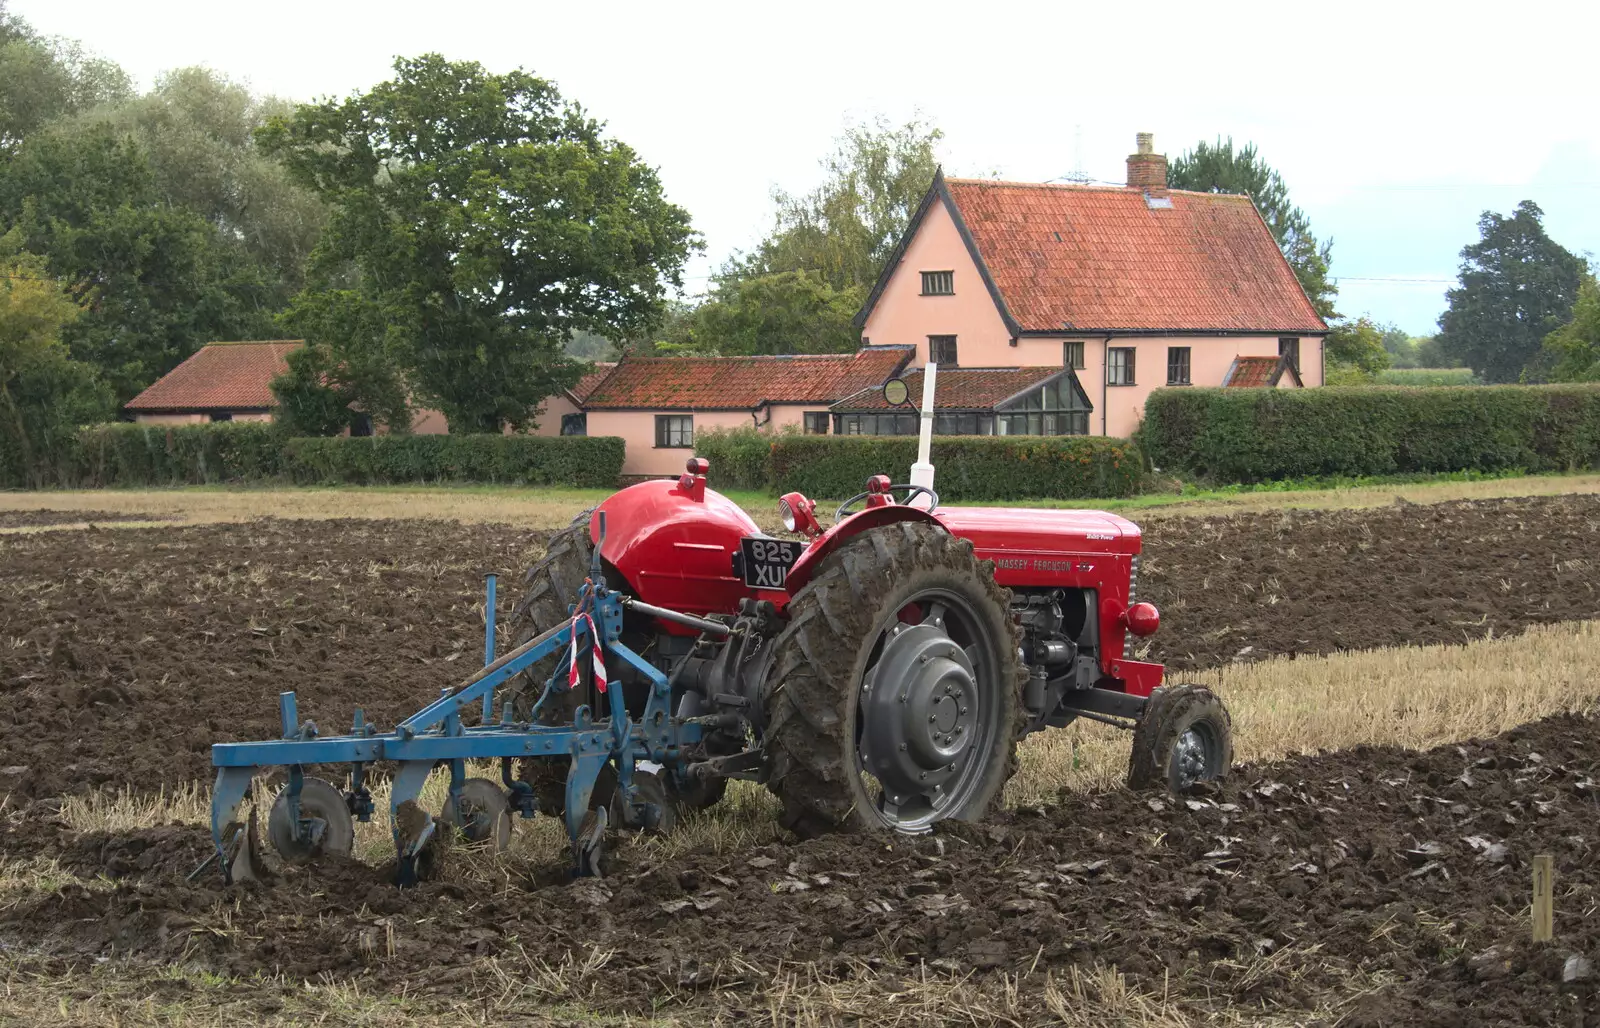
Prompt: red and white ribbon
<box><xmin>568</xmin><ymin>611</ymin><xmax>607</xmax><ymax>694</ymax></box>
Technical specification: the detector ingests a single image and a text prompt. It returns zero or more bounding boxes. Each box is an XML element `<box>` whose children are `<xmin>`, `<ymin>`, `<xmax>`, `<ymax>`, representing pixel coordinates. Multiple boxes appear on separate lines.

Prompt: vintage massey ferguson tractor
<box><xmin>206</xmin><ymin>368</ymin><xmax>1233</xmax><ymax>884</ymax></box>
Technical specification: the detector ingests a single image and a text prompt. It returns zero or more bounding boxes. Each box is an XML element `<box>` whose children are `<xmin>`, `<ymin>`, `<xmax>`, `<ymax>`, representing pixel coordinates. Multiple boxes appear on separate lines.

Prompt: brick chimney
<box><xmin>1126</xmin><ymin>132</ymin><xmax>1168</xmax><ymax>195</ymax></box>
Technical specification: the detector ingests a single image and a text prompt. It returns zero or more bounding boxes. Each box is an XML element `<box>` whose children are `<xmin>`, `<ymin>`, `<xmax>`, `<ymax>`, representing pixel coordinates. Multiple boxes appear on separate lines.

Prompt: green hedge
<box><xmin>758</xmin><ymin>435</ymin><xmax>1142</xmax><ymax>501</ymax></box>
<box><xmin>693</xmin><ymin>427</ymin><xmax>778</xmax><ymax>491</ymax></box>
<box><xmin>284</xmin><ymin>434</ymin><xmax>624</xmax><ymax>487</ymax></box>
<box><xmin>1141</xmin><ymin>385</ymin><xmax>1600</xmax><ymax>483</ymax></box>
<box><xmin>60</xmin><ymin>423</ymin><xmax>625</xmax><ymax>488</ymax></box>
<box><xmin>74</xmin><ymin>423</ymin><xmax>288</xmax><ymax>486</ymax></box>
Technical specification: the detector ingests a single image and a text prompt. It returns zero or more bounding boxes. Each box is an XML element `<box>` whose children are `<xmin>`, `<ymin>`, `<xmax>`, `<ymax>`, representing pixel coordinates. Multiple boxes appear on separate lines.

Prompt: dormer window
<box><xmin>920</xmin><ymin>270</ymin><xmax>954</xmax><ymax>296</ymax></box>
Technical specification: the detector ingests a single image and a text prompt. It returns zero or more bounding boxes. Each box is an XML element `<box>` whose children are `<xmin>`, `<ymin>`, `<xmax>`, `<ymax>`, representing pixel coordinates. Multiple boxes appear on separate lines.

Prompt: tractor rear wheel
<box><xmin>506</xmin><ymin>512</ymin><xmax>593</xmax><ymax>812</ymax></box>
<box><xmin>762</xmin><ymin>522</ymin><xmax>1024</xmax><ymax>838</ymax></box>
<box><xmin>505</xmin><ymin>512</ymin><xmax>593</xmax><ymax>725</ymax></box>
<box><xmin>1126</xmin><ymin>684</ymin><xmax>1233</xmax><ymax>792</ymax></box>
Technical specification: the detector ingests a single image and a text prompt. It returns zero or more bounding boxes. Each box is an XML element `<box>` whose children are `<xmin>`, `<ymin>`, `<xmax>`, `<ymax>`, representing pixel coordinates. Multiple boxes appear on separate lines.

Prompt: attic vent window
<box><xmin>1146</xmin><ymin>194</ymin><xmax>1173</xmax><ymax>210</ymax></box>
<box><xmin>921</xmin><ymin>271</ymin><xmax>954</xmax><ymax>296</ymax></box>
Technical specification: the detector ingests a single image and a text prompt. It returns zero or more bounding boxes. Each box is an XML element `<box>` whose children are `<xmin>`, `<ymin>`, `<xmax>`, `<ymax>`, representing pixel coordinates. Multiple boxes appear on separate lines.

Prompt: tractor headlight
<box><xmin>778</xmin><ymin>491</ymin><xmax>820</xmax><ymax>537</ymax></box>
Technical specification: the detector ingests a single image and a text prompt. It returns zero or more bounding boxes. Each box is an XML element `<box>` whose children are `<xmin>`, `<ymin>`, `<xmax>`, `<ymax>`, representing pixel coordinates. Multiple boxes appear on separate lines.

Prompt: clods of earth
<box><xmin>1</xmin><ymin>495</ymin><xmax>1598</xmax><ymax>1024</ymax></box>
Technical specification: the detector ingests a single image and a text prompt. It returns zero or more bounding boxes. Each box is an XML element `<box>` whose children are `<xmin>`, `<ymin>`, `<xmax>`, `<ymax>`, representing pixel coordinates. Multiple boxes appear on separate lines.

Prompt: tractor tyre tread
<box><xmin>1126</xmin><ymin>684</ymin><xmax>1234</xmax><ymax>792</ymax></box>
<box><xmin>762</xmin><ymin>522</ymin><xmax>1025</xmax><ymax>839</ymax></box>
<box><xmin>505</xmin><ymin>515</ymin><xmax>594</xmax><ymax>725</ymax></box>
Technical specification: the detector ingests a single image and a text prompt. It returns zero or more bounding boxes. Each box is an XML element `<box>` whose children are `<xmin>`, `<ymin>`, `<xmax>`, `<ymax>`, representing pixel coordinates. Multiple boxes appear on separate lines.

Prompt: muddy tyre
<box><xmin>505</xmin><ymin>514</ymin><xmax>594</xmax><ymax>813</ymax></box>
<box><xmin>1126</xmin><ymin>684</ymin><xmax>1233</xmax><ymax>793</ymax></box>
<box><xmin>504</xmin><ymin>513</ymin><xmax>593</xmax><ymax>725</ymax></box>
<box><xmin>763</xmin><ymin>522</ymin><xmax>1024</xmax><ymax>838</ymax></box>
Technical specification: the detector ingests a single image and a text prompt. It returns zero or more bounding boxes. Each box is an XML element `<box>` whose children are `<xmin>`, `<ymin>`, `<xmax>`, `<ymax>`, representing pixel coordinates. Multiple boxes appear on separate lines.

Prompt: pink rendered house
<box><xmin>851</xmin><ymin>133</ymin><xmax>1328</xmax><ymax>438</ymax></box>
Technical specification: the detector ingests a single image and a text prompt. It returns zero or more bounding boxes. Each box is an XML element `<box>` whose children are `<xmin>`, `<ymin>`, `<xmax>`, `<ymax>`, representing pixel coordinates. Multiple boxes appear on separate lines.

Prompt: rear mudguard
<box><xmin>784</xmin><ymin>505</ymin><xmax>944</xmax><ymax>593</ymax></box>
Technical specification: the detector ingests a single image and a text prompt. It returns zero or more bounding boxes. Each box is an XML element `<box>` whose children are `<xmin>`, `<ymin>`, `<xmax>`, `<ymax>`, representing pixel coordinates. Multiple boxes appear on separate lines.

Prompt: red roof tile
<box><xmin>940</xmin><ymin>179</ymin><xmax>1326</xmax><ymax>334</ymax></box>
<box><xmin>1222</xmin><ymin>355</ymin><xmax>1303</xmax><ymax>387</ymax></box>
<box><xmin>567</xmin><ymin>362</ymin><xmax>616</xmax><ymax>403</ymax></box>
<box><xmin>125</xmin><ymin>341</ymin><xmax>303</xmax><ymax>411</ymax></box>
<box><xmin>582</xmin><ymin>347</ymin><xmax>913</xmax><ymax>410</ymax></box>
<box><xmin>832</xmin><ymin>367</ymin><xmax>1068</xmax><ymax>411</ymax></box>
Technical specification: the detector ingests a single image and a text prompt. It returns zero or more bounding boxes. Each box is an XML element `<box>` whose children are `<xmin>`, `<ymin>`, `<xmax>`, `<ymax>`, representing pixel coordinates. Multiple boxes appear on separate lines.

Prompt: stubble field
<box><xmin>1</xmin><ymin>492</ymin><xmax>1598</xmax><ymax>1026</ymax></box>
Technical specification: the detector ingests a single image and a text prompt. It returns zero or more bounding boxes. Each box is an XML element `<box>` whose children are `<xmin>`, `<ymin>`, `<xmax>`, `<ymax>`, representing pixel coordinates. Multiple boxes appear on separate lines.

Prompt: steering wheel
<box><xmin>835</xmin><ymin>484</ymin><xmax>940</xmax><ymax>523</ymax></box>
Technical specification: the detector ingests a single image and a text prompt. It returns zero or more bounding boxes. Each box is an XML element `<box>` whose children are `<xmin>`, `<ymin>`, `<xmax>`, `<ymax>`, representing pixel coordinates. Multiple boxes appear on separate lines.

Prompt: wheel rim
<box><xmin>853</xmin><ymin>589</ymin><xmax>1003</xmax><ymax>831</ymax></box>
<box><xmin>1172</xmin><ymin>723</ymin><xmax>1217</xmax><ymax>790</ymax></box>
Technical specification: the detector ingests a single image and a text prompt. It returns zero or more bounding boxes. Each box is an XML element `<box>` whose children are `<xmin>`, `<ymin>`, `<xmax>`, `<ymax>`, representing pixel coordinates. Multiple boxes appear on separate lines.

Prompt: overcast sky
<box><xmin>20</xmin><ymin>0</ymin><xmax>1600</xmax><ymax>335</ymax></box>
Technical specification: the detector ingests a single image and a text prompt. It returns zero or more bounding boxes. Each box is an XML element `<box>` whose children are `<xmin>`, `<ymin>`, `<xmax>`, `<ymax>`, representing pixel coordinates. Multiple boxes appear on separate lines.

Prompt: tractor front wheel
<box><xmin>1126</xmin><ymin>684</ymin><xmax>1233</xmax><ymax>793</ymax></box>
<box><xmin>762</xmin><ymin>522</ymin><xmax>1024</xmax><ymax>838</ymax></box>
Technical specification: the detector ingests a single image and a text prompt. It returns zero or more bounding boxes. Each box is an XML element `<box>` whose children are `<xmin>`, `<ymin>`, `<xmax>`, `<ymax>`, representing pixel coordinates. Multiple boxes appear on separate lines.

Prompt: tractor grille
<box><xmin>1129</xmin><ymin>555</ymin><xmax>1139</xmax><ymax>602</ymax></box>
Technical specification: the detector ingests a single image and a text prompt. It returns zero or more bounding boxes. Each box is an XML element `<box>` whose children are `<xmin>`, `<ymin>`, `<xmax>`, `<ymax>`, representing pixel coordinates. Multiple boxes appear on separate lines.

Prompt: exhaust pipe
<box><xmin>909</xmin><ymin>362</ymin><xmax>937</xmax><ymax>503</ymax></box>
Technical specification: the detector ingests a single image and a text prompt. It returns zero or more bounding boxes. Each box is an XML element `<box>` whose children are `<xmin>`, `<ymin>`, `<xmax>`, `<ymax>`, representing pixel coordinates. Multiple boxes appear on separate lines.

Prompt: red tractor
<box><xmin>509</xmin><ymin>456</ymin><xmax>1234</xmax><ymax>837</ymax></box>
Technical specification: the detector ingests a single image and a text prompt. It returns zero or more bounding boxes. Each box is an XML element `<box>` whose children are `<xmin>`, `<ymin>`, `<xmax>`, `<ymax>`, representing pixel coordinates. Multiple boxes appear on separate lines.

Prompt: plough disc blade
<box><xmin>224</xmin><ymin>810</ymin><xmax>265</xmax><ymax>884</ymax></box>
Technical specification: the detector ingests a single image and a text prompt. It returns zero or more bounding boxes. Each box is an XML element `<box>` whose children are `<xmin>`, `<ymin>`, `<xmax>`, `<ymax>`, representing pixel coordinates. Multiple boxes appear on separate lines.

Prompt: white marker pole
<box><xmin>909</xmin><ymin>362</ymin><xmax>937</xmax><ymax>503</ymax></box>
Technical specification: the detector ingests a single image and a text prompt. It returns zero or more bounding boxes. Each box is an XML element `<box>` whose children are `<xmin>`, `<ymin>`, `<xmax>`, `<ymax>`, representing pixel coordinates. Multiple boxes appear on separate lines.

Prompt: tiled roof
<box><xmin>832</xmin><ymin>367</ymin><xmax>1066</xmax><ymax>412</ymax></box>
<box><xmin>582</xmin><ymin>347</ymin><xmax>913</xmax><ymax>410</ymax></box>
<box><xmin>567</xmin><ymin>362</ymin><xmax>616</xmax><ymax>403</ymax></box>
<box><xmin>124</xmin><ymin>341</ymin><xmax>303</xmax><ymax>411</ymax></box>
<box><xmin>1222</xmin><ymin>356</ymin><xmax>1281</xmax><ymax>387</ymax></box>
<box><xmin>940</xmin><ymin>178</ymin><xmax>1327</xmax><ymax>334</ymax></box>
<box><xmin>1222</xmin><ymin>355</ymin><xmax>1302</xmax><ymax>387</ymax></box>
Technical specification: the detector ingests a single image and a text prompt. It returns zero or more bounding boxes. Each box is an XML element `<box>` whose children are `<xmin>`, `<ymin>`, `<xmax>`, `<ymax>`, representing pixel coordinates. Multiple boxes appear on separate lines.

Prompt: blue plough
<box><xmin>205</xmin><ymin>513</ymin><xmax>700</xmax><ymax>885</ymax></box>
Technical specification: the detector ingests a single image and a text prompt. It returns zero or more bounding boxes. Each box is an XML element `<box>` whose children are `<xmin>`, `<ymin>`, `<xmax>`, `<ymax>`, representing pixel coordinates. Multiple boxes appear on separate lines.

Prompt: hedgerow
<box><xmin>57</xmin><ymin>423</ymin><xmax>624</xmax><ymax>488</ymax></box>
<box><xmin>1140</xmin><ymin>385</ymin><xmax>1600</xmax><ymax>482</ymax></box>
<box><xmin>752</xmin><ymin>435</ymin><xmax>1142</xmax><ymax>500</ymax></box>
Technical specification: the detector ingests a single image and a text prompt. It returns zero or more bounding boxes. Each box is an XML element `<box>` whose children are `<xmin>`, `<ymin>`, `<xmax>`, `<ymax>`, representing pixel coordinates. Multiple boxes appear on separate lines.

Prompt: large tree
<box><xmin>730</xmin><ymin>116</ymin><xmax>942</xmax><ymax>293</ymax></box>
<box><xmin>653</xmin><ymin>271</ymin><xmax>862</xmax><ymax>356</ymax></box>
<box><xmin>260</xmin><ymin>54</ymin><xmax>697</xmax><ymax>433</ymax></box>
<box><xmin>61</xmin><ymin>67</ymin><xmax>326</xmax><ymax>299</ymax></box>
<box><xmin>1436</xmin><ymin>201</ymin><xmax>1585</xmax><ymax>383</ymax></box>
<box><xmin>0</xmin><ymin>124</ymin><xmax>257</xmax><ymax>402</ymax></box>
<box><xmin>1168</xmin><ymin>138</ymin><xmax>1337</xmax><ymax>320</ymax></box>
<box><xmin>0</xmin><ymin>2</ymin><xmax>130</xmax><ymax>153</ymax></box>
<box><xmin>0</xmin><ymin>233</ymin><xmax>110</xmax><ymax>486</ymax></box>
<box><xmin>1541</xmin><ymin>273</ymin><xmax>1600</xmax><ymax>382</ymax></box>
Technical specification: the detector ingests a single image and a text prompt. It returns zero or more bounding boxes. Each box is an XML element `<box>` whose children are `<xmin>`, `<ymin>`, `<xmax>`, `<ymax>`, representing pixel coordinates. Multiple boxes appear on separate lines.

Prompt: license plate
<box><xmin>739</xmin><ymin>536</ymin><xmax>802</xmax><ymax>589</ymax></box>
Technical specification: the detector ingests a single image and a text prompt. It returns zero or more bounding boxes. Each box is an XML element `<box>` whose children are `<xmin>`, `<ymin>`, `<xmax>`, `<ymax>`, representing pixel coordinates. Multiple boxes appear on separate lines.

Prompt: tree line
<box><xmin>3</xmin><ymin>0</ymin><xmax>1592</xmax><ymax>488</ymax></box>
<box><xmin>0</xmin><ymin>3</ymin><xmax>695</xmax><ymax>485</ymax></box>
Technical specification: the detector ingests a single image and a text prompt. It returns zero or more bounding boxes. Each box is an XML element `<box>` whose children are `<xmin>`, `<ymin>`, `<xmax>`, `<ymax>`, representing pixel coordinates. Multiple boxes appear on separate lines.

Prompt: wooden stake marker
<box><xmin>1532</xmin><ymin>853</ymin><xmax>1554</xmax><ymax>943</ymax></box>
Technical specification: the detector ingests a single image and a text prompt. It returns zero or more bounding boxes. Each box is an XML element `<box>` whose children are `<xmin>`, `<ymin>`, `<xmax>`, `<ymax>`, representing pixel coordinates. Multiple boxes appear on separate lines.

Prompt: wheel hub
<box><xmin>859</xmin><ymin>622</ymin><xmax>977</xmax><ymax>802</ymax></box>
<box><xmin>1173</xmin><ymin>727</ymin><xmax>1209</xmax><ymax>789</ymax></box>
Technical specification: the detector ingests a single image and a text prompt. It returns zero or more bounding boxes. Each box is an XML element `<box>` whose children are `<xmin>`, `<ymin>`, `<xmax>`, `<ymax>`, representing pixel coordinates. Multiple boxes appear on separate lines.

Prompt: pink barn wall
<box><xmin>857</xmin><ymin>199</ymin><xmax>1012</xmax><ymax>368</ymax></box>
<box><xmin>1037</xmin><ymin>335</ymin><xmax>1323</xmax><ymax>439</ymax></box>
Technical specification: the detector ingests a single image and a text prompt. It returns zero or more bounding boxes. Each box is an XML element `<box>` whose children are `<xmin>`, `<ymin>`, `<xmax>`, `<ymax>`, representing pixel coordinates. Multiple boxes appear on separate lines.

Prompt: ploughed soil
<box><xmin>1</xmin><ymin>519</ymin><xmax>547</xmax><ymax>799</ymax></box>
<box><xmin>0</xmin><ymin>494</ymin><xmax>1597</xmax><ymax>1022</ymax></box>
<box><xmin>1</xmin><ymin>495</ymin><xmax>1595</xmax><ymax>798</ymax></box>
<box><xmin>1139</xmin><ymin>493</ymin><xmax>1600</xmax><ymax>671</ymax></box>
<box><xmin>0</xmin><ymin>508</ymin><xmax>175</xmax><ymax>528</ymax></box>
<box><xmin>4</xmin><ymin>713</ymin><xmax>1598</xmax><ymax>1025</ymax></box>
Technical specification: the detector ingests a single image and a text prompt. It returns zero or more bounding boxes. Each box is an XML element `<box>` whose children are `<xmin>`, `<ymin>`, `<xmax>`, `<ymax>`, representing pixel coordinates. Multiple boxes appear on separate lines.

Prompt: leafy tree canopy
<box><xmin>1168</xmin><ymin>137</ymin><xmax>1337</xmax><ymax>321</ymax></box>
<box><xmin>60</xmin><ymin>67</ymin><xmax>326</xmax><ymax>295</ymax></box>
<box><xmin>0</xmin><ymin>123</ymin><xmax>265</xmax><ymax>403</ymax></box>
<box><xmin>1323</xmin><ymin>316</ymin><xmax>1393</xmax><ymax>379</ymax></box>
<box><xmin>652</xmin><ymin>271</ymin><xmax>862</xmax><ymax>356</ymax></box>
<box><xmin>1436</xmin><ymin>200</ymin><xmax>1585</xmax><ymax>384</ymax></box>
<box><xmin>729</xmin><ymin>116</ymin><xmax>942</xmax><ymax>293</ymax></box>
<box><xmin>260</xmin><ymin>54</ymin><xmax>697</xmax><ymax>433</ymax></box>
<box><xmin>0</xmin><ymin>232</ymin><xmax>110</xmax><ymax>485</ymax></box>
<box><xmin>1542</xmin><ymin>273</ymin><xmax>1600</xmax><ymax>383</ymax></box>
<box><xmin>0</xmin><ymin>2</ymin><xmax>130</xmax><ymax>153</ymax></box>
